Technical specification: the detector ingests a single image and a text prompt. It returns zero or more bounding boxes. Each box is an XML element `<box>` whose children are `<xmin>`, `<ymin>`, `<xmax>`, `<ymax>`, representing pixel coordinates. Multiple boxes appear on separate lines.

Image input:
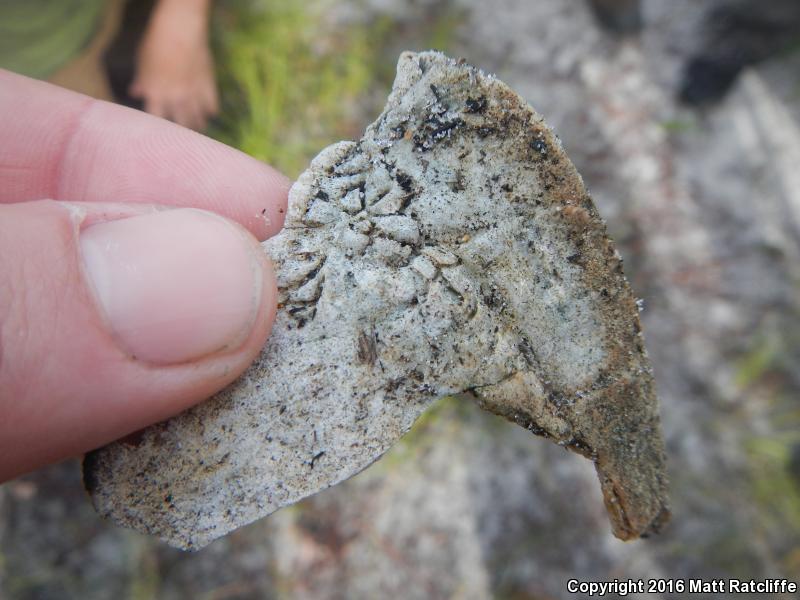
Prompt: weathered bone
<box><xmin>84</xmin><ymin>51</ymin><xmax>669</xmax><ymax>550</ymax></box>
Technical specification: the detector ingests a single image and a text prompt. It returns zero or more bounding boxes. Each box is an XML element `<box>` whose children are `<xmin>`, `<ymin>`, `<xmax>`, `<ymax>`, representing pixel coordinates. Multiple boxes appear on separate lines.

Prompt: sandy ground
<box><xmin>2</xmin><ymin>1</ymin><xmax>799</xmax><ymax>598</ymax></box>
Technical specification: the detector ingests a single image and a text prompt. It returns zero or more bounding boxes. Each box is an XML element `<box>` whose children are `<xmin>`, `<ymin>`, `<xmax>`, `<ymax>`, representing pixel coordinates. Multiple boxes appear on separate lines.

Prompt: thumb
<box><xmin>0</xmin><ymin>200</ymin><xmax>277</xmax><ymax>481</ymax></box>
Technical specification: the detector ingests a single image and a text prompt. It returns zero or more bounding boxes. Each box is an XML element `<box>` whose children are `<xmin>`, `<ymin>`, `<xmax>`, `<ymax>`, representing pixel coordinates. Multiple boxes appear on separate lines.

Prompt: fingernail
<box><xmin>80</xmin><ymin>209</ymin><xmax>263</xmax><ymax>364</ymax></box>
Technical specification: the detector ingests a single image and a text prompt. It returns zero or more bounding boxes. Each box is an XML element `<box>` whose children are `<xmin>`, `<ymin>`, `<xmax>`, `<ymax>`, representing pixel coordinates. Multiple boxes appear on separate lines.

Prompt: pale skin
<box><xmin>0</xmin><ymin>70</ymin><xmax>290</xmax><ymax>481</ymax></box>
<box><xmin>130</xmin><ymin>0</ymin><xmax>219</xmax><ymax>130</ymax></box>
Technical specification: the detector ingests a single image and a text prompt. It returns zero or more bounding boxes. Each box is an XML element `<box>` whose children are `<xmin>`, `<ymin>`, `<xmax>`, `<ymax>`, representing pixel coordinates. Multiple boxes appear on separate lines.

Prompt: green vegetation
<box><xmin>745</xmin><ymin>431</ymin><xmax>800</xmax><ymax>577</ymax></box>
<box><xmin>735</xmin><ymin>335</ymin><xmax>781</xmax><ymax>388</ymax></box>
<box><xmin>736</xmin><ymin>330</ymin><xmax>800</xmax><ymax>571</ymax></box>
<box><xmin>210</xmin><ymin>0</ymin><xmax>386</xmax><ymax>178</ymax></box>
<box><xmin>209</xmin><ymin>0</ymin><xmax>463</xmax><ymax>178</ymax></box>
<box><xmin>659</xmin><ymin>118</ymin><xmax>696</xmax><ymax>134</ymax></box>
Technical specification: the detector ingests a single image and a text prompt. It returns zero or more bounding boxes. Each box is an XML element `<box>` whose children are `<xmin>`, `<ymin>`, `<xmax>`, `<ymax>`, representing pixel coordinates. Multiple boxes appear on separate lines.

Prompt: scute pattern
<box><xmin>84</xmin><ymin>52</ymin><xmax>668</xmax><ymax>550</ymax></box>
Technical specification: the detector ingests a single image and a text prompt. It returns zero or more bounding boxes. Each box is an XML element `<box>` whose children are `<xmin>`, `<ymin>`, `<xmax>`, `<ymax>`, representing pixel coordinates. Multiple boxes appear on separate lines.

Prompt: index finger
<box><xmin>0</xmin><ymin>69</ymin><xmax>289</xmax><ymax>240</ymax></box>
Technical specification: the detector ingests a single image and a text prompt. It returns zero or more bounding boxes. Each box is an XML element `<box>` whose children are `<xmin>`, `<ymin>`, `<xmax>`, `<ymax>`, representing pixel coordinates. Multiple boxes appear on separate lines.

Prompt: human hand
<box><xmin>0</xmin><ymin>70</ymin><xmax>289</xmax><ymax>481</ymax></box>
<box><xmin>129</xmin><ymin>0</ymin><xmax>219</xmax><ymax>130</ymax></box>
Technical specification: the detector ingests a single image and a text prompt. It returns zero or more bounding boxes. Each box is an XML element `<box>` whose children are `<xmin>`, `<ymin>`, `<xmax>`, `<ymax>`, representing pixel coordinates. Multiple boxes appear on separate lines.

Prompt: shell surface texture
<box><xmin>84</xmin><ymin>51</ymin><xmax>669</xmax><ymax>550</ymax></box>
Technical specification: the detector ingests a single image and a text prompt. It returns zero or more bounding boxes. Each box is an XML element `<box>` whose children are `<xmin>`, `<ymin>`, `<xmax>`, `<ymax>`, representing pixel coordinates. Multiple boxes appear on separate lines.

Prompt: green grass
<box><xmin>659</xmin><ymin>118</ymin><xmax>697</xmax><ymax>134</ymax></box>
<box><xmin>208</xmin><ymin>0</ymin><xmax>464</xmax><ymax>179</ymax></box>
<box><xmin>210</xmin><ymin>0</ymin><xmax>385</xmax><ymax>178</ymax></box>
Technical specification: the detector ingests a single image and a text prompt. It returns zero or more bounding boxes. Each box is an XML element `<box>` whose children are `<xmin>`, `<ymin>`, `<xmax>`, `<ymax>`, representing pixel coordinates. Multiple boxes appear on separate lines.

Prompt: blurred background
<box><xmin>2</xmin><ymin>0</ymin><xmax>800</xmax><ymax>598</ymax></box>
